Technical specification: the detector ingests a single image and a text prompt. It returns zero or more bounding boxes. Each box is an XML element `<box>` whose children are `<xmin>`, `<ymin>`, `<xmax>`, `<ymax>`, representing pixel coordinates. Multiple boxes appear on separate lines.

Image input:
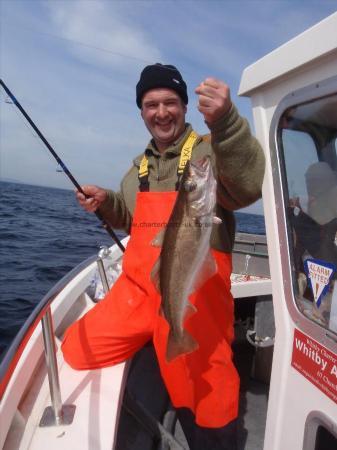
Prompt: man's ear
<box><xmin>140</xmin><ymin>108</ymin><xmax>144</xmax><ymax>119</ymax></box>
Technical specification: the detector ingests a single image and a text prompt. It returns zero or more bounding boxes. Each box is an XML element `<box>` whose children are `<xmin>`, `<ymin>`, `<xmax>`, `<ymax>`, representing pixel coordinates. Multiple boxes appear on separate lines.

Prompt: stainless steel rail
<box><xmin>0</xmin><ymin>254</ymin><xmax>97</xmax><ymax>400</ymax></box>
<box><xmin>39</xmin><ymin>245</ymin><xmax>114</xmax><ymax>426</ymax></box>
<box><xmin>41</xmin><ymin>308</ymin><xmax>63</xmax><ymax>425</ymax></box>
<box><xmin>97</xmin><ymin>246</ymin><xmax>112</xmax><ymax>295</ymax></box>
<box><xmin>39</xmin><ymin>307</ymin><xmax>76</xmax><ymax>427</ymax></box>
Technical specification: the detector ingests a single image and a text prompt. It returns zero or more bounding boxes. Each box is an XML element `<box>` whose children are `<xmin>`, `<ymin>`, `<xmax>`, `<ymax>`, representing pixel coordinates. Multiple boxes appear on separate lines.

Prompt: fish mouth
<box><xmin>183</xmin><ymin>157</ymin><xmax>216</xmax><ymax>216</ymax></box>
<box><xmin>181</xmin><ymin>157</ymin><xmax>214</xmax><ymax>196</ymax></box>
<box><xmin>188</xmin><ymin>157</ymin><xmax>211</xmax><ymax>182</ymax></box>
<box><xmin>190</xmin><ymin>157</ymin><xmax>210</xmax><ymax>173</ymax></box>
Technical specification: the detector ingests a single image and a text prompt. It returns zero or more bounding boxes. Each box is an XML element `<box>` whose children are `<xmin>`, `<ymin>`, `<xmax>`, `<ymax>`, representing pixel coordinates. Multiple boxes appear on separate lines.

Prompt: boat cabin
<box><xmin>238</xmin><ymin>11</ymin><xmax>337</xmax><ymax>449</ymax></box>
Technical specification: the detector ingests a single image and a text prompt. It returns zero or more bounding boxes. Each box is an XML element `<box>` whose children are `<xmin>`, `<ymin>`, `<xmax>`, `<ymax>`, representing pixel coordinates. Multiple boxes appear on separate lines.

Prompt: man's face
<box><xmin>141</xmin><ymin>88</ymin><xmax>187</xmax><ymax>152</ymax></box>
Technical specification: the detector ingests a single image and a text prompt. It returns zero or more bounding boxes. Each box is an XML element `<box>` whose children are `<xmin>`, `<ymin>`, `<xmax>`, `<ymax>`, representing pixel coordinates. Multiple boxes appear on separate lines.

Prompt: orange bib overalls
<box><xmin>62</xmin><ymin>190</ymin><xmax>239</xmax><ymax>427</ymax></box>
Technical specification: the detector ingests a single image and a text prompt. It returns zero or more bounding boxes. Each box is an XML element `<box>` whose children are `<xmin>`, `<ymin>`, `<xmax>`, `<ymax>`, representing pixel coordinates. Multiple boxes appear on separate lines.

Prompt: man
<box><xmin>62</xmin><ymin>63</ymin><xmax>265</xmax><ymax>449</ymax></box>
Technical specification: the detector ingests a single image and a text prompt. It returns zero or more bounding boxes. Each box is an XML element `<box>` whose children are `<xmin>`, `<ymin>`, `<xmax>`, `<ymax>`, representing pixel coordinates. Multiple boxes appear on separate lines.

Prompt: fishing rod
<box><xmin>0</xmin><ymin>79</ymin><xmax>125</xmax><ymax>252</ymax></box>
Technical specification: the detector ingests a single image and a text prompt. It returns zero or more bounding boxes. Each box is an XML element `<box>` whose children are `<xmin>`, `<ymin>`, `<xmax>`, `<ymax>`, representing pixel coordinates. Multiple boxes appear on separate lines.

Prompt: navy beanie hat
<box><xmin>136</xmin><ymin>63</ymin><xmax>188</xmax><ymax>108</ymax></box>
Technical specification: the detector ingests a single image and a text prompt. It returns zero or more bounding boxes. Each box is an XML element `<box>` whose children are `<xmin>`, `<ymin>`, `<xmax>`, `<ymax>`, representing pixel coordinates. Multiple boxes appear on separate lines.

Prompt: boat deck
<box><xmin>1</xmin><ymin>233</ymin><xmax>272</xmax><ymax>450</ymax></box>
<box><xmin>174</xmin><ymin>380</ymin><xmax>268</xmax><ymax>450</ymax></box>
<box><xmin>115</xmin><ymin>328</ymin><xmax>270</xmax><ymax>450</ymax></box>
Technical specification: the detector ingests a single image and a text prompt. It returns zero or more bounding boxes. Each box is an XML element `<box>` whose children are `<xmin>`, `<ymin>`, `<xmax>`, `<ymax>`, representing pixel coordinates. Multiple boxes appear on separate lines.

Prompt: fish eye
<box><xmin>184</xmin><ymin>180</ymin><xmax>197</xmax><ymax>192</ymax></box>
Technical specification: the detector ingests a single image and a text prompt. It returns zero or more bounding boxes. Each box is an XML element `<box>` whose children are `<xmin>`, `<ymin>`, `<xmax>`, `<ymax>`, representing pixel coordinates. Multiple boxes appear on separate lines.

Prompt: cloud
<box><xmin>44</xmin><ymin>1</ymin><xmax>162</xmax><ymax>71</ymax></box>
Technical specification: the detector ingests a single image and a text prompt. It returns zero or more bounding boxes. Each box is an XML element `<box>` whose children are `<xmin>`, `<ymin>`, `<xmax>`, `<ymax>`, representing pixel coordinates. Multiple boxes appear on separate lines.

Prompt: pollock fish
<box><xmin>151</xmin><ymin>157</ymin><xmax>220</xmax><ymax>362</ymax></box>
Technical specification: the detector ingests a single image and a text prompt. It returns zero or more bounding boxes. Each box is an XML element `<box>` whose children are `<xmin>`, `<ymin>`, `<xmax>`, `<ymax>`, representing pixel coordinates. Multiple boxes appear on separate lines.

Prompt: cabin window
<box><xmin>315</xmin><ymin>425</ymin><xmax>337</xmax><ymax>449</ymax></box>
<box><xmin>279</xmin><ymin>94</ymin><xmax>337</xmax><ymax>334</ymax></box>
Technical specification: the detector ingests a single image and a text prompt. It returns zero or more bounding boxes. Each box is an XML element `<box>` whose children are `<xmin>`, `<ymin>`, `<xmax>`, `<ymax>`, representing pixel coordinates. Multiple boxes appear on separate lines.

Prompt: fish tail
<box><xmin>166</xmin><ymin>329</ymin><xmax>199</xmax><ymax>363</ymax></box>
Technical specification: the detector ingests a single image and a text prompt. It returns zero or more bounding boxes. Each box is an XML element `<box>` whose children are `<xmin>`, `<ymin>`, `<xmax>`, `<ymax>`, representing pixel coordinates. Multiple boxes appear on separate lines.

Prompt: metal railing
<box><xmin>96</xmin><ymin>246</ymin><xmax>112</xmax><ymax>295</ymax></box>
<box><xmin>0</xmin><ymin>254</ymin><xmax>97</xmax><ymax>401</ymax></box>
<box><xmin>0</xmin><ymin>247</ymin><xmax>115</xmax><ymax>426</ymax></box>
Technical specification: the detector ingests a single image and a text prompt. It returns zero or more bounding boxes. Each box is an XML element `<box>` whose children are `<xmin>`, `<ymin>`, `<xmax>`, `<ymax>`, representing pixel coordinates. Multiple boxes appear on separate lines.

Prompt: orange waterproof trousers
<box><xmin>61</xmin><ymin>191</ymin><xmax>239</xmax><ymax>427</ymax></box>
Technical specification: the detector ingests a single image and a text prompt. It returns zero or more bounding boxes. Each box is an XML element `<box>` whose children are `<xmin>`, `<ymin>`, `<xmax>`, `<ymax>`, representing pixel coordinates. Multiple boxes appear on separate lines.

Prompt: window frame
<box><xmin>269</xmin><ymin>75</ymin><xmax>337</xmax><ymax>352</ymax></box>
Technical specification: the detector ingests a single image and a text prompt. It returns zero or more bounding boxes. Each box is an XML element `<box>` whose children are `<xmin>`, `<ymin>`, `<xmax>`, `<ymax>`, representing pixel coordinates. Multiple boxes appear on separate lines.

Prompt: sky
<box><xmin>1</xmin><ymin>0</ymin><xmax>336</xmax><ymax>215</ymax></box>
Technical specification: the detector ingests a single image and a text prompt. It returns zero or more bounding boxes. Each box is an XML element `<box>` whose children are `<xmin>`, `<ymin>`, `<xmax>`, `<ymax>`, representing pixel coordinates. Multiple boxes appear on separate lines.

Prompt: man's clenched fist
<box><xmin>195</xmin><ymin>78</ymin><xmax>231</xmax><ymax>124</ymax></box>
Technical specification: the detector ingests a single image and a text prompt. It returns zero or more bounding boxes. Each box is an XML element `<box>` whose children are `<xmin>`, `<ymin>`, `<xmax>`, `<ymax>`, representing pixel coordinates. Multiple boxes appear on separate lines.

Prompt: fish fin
<box><xmin>166</xmin><ymin>329</ymin><xmax>199</xmax><ymax>363</ymax></box>
<box><xmin>213</xmin><ymin>215</ymin><xmax>222</xmax><ymax>224</ymax></box>
<box><xmin>151</xmin><ymin>228</ymin><xmax>166</xmax><ymax>247</ymax></box>
<box><xmin>150</xmin><ymin>258</ymin><xmax>161</xmax><ymax>292</ymax></box>
<box><xmin>184</xmin><ymin>302</ymin><xmax>197</xmax><ymax>322</ymax></box>
<box><xmin>192</xmin><ymin>251</ymin><xmax>217</xmax><ymax>292</ymax></box>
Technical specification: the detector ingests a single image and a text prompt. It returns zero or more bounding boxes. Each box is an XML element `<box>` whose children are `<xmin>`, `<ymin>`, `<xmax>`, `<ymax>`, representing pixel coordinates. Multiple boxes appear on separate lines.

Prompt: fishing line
<box><xmin>1</xmin><ymin>90</ymin><xmax>42</xmax><ymax>142</ymax></box>
<box><xmin>3</xmin><ymin>22</ymin><xmax>152</xmax><ymax>65</ymax></box>
<box><xmin>0</xmin><ymin>79</ymin><xmax>125</xmax><ymax>252</ymax></box>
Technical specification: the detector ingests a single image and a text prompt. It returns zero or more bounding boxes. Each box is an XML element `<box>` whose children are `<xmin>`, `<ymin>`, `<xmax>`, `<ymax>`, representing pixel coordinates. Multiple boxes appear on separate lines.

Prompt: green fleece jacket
<box><xmin>99</xmin><ymin>104</ymin><xmax>265</xmax><ymax>253</ymax></box>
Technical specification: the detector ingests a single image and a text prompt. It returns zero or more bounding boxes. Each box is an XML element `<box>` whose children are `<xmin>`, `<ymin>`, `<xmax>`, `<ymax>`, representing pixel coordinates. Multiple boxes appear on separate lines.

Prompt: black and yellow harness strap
<box><xmin>138</xmin><ymin>130</ymin><xmax>199</xmax><ymax>192</ymax></box>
